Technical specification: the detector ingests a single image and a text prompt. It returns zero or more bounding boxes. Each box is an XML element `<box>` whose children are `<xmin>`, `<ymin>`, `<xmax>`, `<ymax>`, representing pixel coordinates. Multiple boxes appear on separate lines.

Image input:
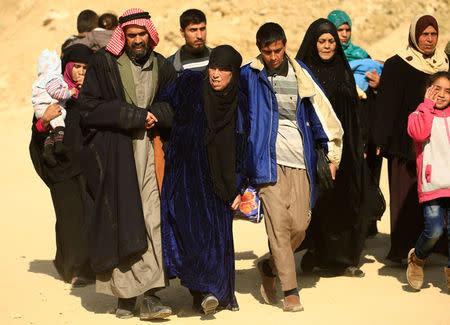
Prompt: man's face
<box><xmin>208</xmin><ymin>67</ymin><xmax>232</xmax><ymax>91</ymax></box>
<box><xmin>259</xmin><ymin>40</ymin><xmax>286</xmax><ymax>69</ymax></box>
<box><xmin>181</xmin><ymin>22</ymin><xmax>207</xmax><ymax>53</ymax></box>
<box><xmin>418</xmin><ymin>25</ymin><xmax>438</xmax><ymax>55</ymax></box>
<box><xmin>336</xmin><ymin>23</ymin><xmax>351</xmax><ymax>45</ymax></box>
<box><xmin>124</xmin><ymin>25</ymin><xmax>150</xmax><ymax>60</ymax></box>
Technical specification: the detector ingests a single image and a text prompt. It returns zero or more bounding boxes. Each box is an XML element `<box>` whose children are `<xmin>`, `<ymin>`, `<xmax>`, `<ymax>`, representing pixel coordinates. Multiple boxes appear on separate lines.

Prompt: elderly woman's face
<box><xmin>317</xmin><ymin>33</ymin><xmax>336</xmax><ymax>61</ymax></box>
<box><xmin>72</xmin><ymin>62</ymin><xmax>88</xmax><ymax>88</ymax></box>
<box><xmin>418</xmin><ymin>25</ymin><xmax>438</xmax><ymax>55</ymax></box>
<box><xmin>209</xmin><ymin>67</ymin><xmax>232</xmax><ymax>91</ymax></box>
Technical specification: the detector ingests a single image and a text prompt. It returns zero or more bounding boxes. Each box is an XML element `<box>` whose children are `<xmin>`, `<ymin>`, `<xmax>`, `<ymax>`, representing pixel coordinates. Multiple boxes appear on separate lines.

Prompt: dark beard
<box><xmin>125</xmin><ymin>42</ymin><xmax>151</xmax><ymax>65</ymax></box>
<box><xmin>185</xmin><ymin>43</ymin><xmax>206</xmax><ymax>55</ymax></box>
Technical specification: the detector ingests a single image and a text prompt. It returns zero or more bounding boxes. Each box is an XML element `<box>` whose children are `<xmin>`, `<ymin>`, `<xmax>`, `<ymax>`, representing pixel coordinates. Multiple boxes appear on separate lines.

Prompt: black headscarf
<box><xmin>61</xmin><ymin>43</ymin><xmax>93</xmax><ymax>73</ymax></box>
<box><xmin>203</xmin><ymin>45</ymin><xmax>243</xmax><ymax>202</ymax></box>
<box><xmin>296</xmin><ymin>18</ymin><xmax>363</xmax><ymax>217</ymax></box>
<box><xmin>296</xmin><ymin>18</ymin><xmax>356</xmax><ymax>103</ymax></box>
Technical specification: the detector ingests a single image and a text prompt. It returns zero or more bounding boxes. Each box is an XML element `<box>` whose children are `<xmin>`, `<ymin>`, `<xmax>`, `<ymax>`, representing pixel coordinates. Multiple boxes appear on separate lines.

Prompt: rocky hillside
<box><xmin>0</xmin><ymin>0</ymin><xmax>448</xmax><ymax>111</ymax></box>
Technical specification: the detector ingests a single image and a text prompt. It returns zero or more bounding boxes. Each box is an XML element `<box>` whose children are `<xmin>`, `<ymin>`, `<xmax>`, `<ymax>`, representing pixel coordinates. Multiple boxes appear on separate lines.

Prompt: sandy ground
<box><xmin>1</xmin><ymin>1</ymin><xmax>450</xmax><ymax>324</ymax></box>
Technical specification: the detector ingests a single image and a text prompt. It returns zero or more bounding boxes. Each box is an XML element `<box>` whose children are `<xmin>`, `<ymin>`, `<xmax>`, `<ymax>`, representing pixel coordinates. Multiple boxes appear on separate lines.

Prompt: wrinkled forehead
<box><xmin>209</xmin><ymin>65</ymin><xmax>233</xmax><ymax>72</ymax></box>
<box><xmin>124</xmin><ymin>24</ymin><xmax>148</xmax><ymax>35</ymax></box>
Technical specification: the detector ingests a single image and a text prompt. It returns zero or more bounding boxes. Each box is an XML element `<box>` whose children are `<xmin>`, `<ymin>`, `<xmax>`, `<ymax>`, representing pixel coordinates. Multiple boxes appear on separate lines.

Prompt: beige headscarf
<box><xmin>398</xmin><ymin>14</ymin><xmax>449</xmax><ymax>74</ymax></box>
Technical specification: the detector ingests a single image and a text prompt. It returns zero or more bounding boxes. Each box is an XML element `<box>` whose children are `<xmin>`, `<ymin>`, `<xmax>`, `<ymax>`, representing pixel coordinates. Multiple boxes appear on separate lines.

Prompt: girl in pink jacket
<box><xmin>406</xmin><ymin>71</ymin><xmax>450</xmax><ymax>292</ymax></box>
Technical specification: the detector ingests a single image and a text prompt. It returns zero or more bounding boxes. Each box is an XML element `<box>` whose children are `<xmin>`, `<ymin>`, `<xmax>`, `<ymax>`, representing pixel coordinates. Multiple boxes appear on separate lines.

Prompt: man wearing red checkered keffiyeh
<box><xmin>106</xmin><ymin>8</ymin><xmax>159</xmax><ymax>58</ymax></box>
<box><xmin>78</xmin><ymin>8</ymin><xmax>177</xmax><ymax>321</ymax></box>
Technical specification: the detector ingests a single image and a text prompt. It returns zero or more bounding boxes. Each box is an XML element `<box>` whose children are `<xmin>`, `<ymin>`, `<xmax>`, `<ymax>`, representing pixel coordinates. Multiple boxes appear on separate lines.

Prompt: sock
<box><xmin>117</xmin><ymin>297</ymin><xmax>137</xmax><ymax>310</ymax></box>
<box><xmin>54</xmin><ymin>126</ymin><xmax>68</xmax><ymax>155</ymax></box>
<box><xmin>284</xmin><ymin>288</ymin><xmax>299</xmax><ymax>297</ymax></box>
<box><xmin>42</xmin><ymin>134</ymin><xmax>57</xmax><ymax>166</ymax></box>
<box><xmin>54</xmin><ymin>126</ymin><xmax>65</xmax><ymax>143</ymax></box>
<box><xmin>262</xmin><ymin>259</ymin><xmax>276</xmax><ymax>278</ymax></box>
<box><xmin>44</xmin><ymin>134</ymin><xmax>54</xmax><ymax>148</ymax></box>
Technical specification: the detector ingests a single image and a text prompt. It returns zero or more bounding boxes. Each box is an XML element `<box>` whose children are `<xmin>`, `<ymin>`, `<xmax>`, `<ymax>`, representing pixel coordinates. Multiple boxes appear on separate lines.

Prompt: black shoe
<box><xmin>116</xmin><ymin>297</ymin><xmax>136</xmax><ymax>319</ymax></box>
<box><xmin>201</xmin><ymin>294</ymin><xmax>219</xmax><ymax>315</ymax></box>
<box><xmin>53</xmin><ymin>127</ymin><xmax>68</xmax><ymax>155</ymax></box>
<box><xmin>140</xmin><ymin>295</ymin><xmax>172</xmax><ymax>320</ymax></box>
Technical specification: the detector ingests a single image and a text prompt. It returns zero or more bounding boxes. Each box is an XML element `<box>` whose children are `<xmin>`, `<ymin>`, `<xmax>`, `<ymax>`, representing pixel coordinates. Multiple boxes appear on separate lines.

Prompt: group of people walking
<box><xmin>29</xmin><ymin>6</ymin><xmax>449</xmax><ymax>320</ymax></box>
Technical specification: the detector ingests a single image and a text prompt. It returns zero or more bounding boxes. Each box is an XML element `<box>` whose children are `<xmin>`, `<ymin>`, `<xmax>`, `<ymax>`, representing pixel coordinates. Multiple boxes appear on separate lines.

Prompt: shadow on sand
<box><xmin>363</xmin><ymin>232</ymin><xmax>448</xmax><ymax>293</ymax></box>
<box><xmin>28</xmin><ymin>259</ymin><xmax>60</xmax><ymax>281</ymax></box>
<box><xmin>28</xmin><ymin>232</ymin><xmax>448</xmax><ymax>318</ymax></box>
<box><xmin>29</xmin><ymin>259</ymin><xmax>118</xmax><ymax>314</ymax></box>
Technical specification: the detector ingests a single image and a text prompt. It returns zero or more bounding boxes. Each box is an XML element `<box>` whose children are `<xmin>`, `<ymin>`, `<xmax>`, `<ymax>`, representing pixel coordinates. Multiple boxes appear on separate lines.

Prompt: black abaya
<box><xmin>296</xmin><ymin>19</ymin><xmax>375</xmax><ymax>268</ymax></box>
<box><xmin>29</xmin><ymin>98</ymin><xmax>93</xmax><ymax>282</ymax></box>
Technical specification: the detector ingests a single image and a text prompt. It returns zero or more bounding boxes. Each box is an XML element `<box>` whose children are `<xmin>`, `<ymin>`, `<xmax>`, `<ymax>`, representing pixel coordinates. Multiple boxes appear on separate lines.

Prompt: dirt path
<box><xmin>1</xmin><ymin>107</ymin><xmax>449</xmax><ymax>325</ymax></box>
<box><xmin>1</xmin><ymin>1</ymin><xmax>449</xmax><ymax>324</ymax></box>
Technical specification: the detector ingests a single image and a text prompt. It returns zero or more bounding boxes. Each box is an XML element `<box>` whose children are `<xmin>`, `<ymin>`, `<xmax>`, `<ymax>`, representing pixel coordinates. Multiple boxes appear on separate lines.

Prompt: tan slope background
<box><xmin>0</xmin><ymin>1</ymin><xmax>449</xmax><ymax>324</ymax></box>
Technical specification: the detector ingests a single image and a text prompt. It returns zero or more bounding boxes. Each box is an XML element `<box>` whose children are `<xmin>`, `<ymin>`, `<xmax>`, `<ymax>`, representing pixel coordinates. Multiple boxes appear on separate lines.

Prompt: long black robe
<box><xmin>372</xmin><ymin>54</ymin><xmax>449</xmax><ymax>261</ymax></box>
<box><xmin>78</xmin><ymin>49</ymin><xmax>176</xmax><ymax>273</ymax></box>
<box><xmin>361</xmin><ymin>88</ymin><xmax>383</xmax><ymax>187</ymax></box>
<box><xmin>29</xmin><ymin>98</ymin><xmax>93</xmax><ymax>282</ymax></box>
<box><xmin>360</xmin><ymin>85</ymin><xmax>383</xmax><ymax>237</ymax></box>
<box><xmin>296</xmin><ymin>19</ymin><xmax>375</xmax><ymax>268</ymax></box>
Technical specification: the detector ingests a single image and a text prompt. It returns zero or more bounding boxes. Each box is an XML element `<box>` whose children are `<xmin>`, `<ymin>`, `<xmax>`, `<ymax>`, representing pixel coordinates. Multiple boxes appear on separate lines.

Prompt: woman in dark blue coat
<box><xmin>157</xmin><ymin>45</ymin><xmax>248</xmax><ymax>314</ymax></box>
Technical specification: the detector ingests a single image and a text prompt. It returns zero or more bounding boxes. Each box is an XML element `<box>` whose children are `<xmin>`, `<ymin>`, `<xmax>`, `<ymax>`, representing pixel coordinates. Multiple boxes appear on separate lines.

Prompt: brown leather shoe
<box><xmin>139</xmin><ymin>295</ymin><xmax>172</xmax><ymax>320</ymax></box>
<box><xmin>406</xmin><ymin>248</ymin><xmax>426</xmax><ymax>290</ymax></box>
<box><xmin>445</xmin><ymin>267</ymin><xmax>450</xmax><ymax>292</ymax></box>
<box><xmin>283</xmin><ymin>294</ymin><xmax>304</xmax><ymax>312</ymax></box>
<box><xmin>257</xmin><ymin>259</ymin><xmax>277</xmax><ymax>305</ymax></box>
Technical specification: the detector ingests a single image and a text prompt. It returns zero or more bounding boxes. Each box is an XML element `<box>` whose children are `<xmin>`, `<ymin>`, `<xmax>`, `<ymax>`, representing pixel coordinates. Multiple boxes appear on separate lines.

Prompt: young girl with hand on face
<box><xmin>406</xmin><ymin>71</ymin><xmax>450</xmax><ymax>292</ymax></box>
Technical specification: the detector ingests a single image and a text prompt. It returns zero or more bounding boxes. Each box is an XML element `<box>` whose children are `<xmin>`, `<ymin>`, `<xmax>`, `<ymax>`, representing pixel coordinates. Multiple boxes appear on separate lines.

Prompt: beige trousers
<box><xmin>258</xmin><ymin>165</ymin><xmax>311</xmax><ymax>291</ymax></box>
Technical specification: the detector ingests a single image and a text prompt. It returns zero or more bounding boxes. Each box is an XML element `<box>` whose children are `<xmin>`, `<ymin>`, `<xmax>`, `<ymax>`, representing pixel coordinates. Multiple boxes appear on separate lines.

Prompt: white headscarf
<box><xmin>398</xmin><ymin>14</ymin><xmax>449</xmax><ymax>74</ymax></box>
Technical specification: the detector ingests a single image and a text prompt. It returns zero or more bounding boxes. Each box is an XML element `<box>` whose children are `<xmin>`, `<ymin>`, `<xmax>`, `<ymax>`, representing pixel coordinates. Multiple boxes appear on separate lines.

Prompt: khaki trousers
<box><xmin>258</xmin><ymin>165</ymin><xmax>311</xmax><ymax>291</ymax></box>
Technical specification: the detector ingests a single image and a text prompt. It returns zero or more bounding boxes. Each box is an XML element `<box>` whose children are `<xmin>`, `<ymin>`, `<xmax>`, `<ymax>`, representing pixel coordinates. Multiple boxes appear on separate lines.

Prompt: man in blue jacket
<box><xmin>240</xmin><ymin>22</ymin><xmax>343</xmax><ymax>312</ymax></box>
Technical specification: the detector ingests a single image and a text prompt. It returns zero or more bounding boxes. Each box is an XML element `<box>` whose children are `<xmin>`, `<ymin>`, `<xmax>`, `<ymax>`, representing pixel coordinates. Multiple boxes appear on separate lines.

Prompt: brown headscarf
<box><xmin>398</xmin><ymin>14</ymin><xmax>449</xmax><ymax>74</ymax></box>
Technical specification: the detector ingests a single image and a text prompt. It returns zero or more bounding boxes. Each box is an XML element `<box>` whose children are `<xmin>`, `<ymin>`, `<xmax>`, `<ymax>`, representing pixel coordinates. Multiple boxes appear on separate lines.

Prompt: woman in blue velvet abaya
<box><xmin>156</xmin><ymin>45</ymin><xmax>248</xmax><ymax>314</ymax></box>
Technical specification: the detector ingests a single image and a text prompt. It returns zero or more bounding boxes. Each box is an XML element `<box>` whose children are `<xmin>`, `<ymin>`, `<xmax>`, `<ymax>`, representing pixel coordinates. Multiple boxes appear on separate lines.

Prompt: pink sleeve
<box><xmin>407</xmin><ymin>98</ymin><xmax>435</xmax><ymax>143</ymax></box>
<box><xmin>45</xmin><ymin>78</ymin><xmax>72</xmax><ymax>100</ymax></box>
<box><xmin>35</xmin><ymin>119</ymin><xmax>49</xmax><ymax>132</ymax></box>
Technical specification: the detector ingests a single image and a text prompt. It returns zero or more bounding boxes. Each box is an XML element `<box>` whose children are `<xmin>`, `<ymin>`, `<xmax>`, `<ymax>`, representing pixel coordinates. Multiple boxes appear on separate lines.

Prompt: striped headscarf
<box><xmin>105</xmin><ymin>8</ymin><xmax>159</xmax><ymax>56</ymax></box>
